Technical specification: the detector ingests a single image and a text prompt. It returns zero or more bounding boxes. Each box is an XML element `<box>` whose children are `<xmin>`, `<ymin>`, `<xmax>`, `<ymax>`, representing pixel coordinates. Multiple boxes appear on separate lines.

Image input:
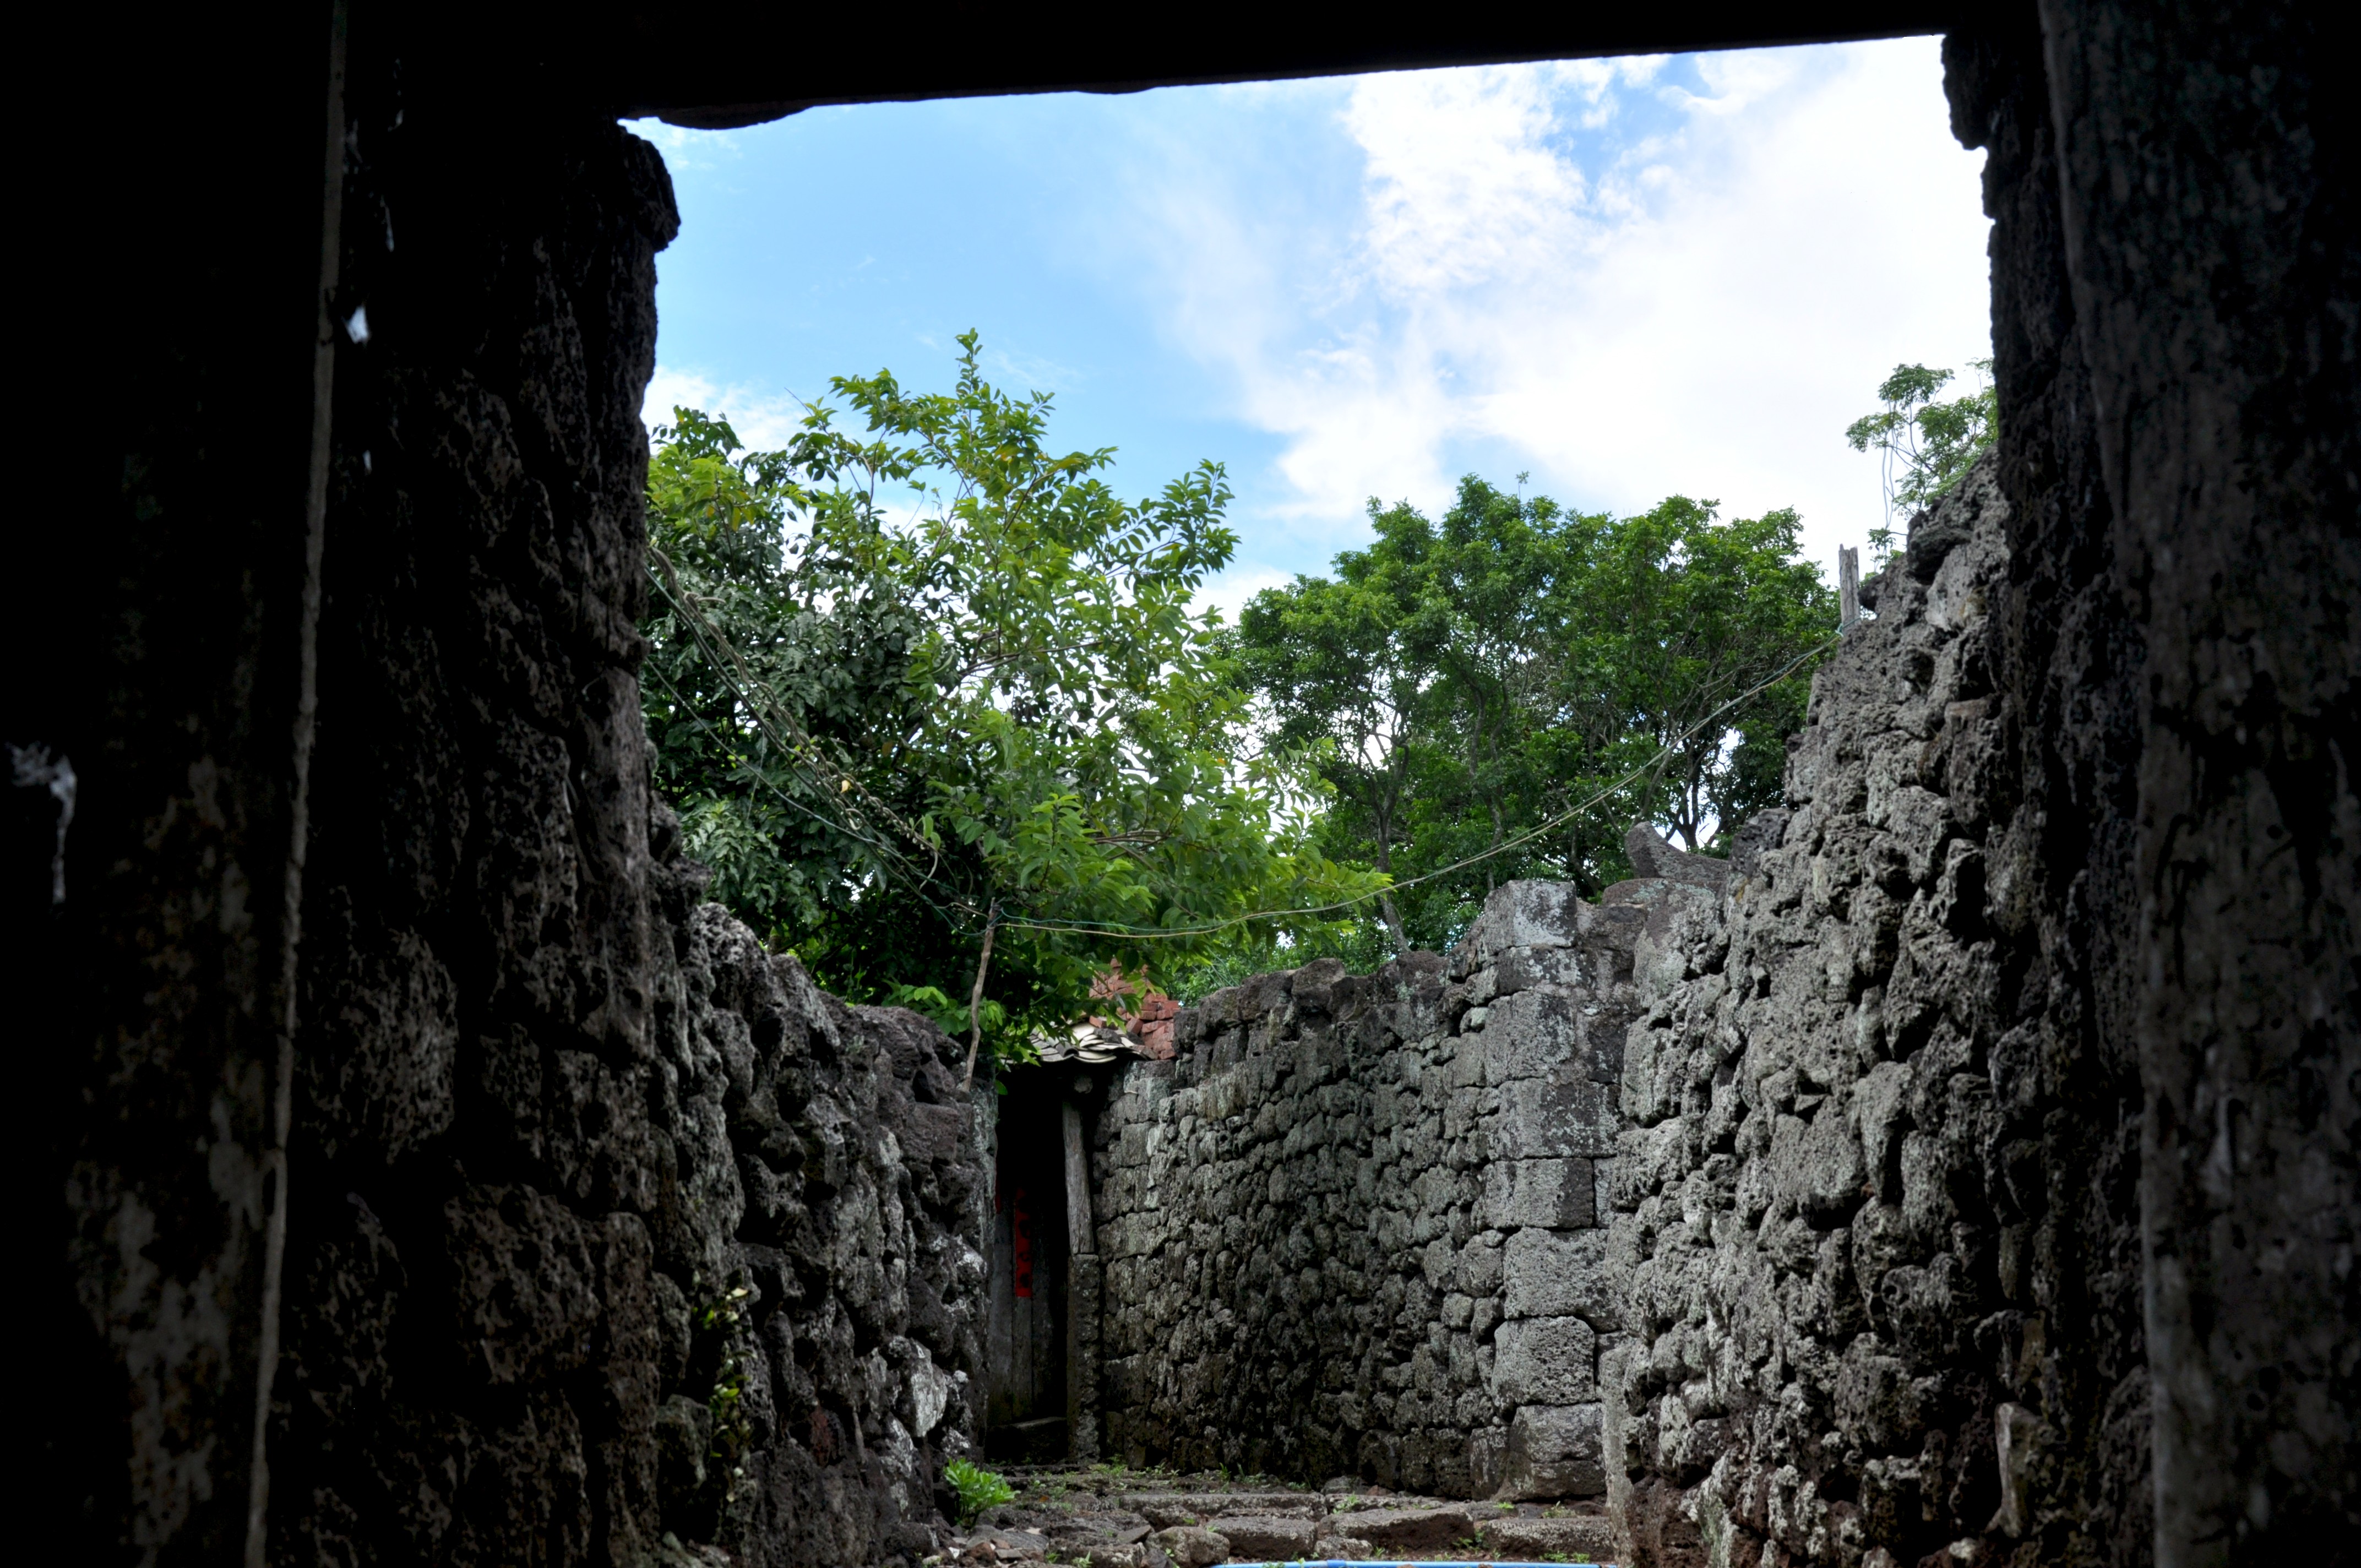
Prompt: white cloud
<box><xmin>1135</xmin><ymin>39</ymin><xmax>1989</xmax><ymax>574</ymax></box>
<box><xmin>621</xmin><ymin>118</ymin><xmax>742</xmax><ymax>172</ymax></box>
<box><xmin>643</xmin><ymin>365</ymin><xmax>810</xmax><ymax>450</ymax></box>
<box><xmin>1192</xmin><ymin>564</ymin><xmax>1296</xmax><ymax>629</ymax></box>
<box><xmin>1346</xmin><ymin>66</ymin><xmax>1593</xmax><ymax>297</ymax></box>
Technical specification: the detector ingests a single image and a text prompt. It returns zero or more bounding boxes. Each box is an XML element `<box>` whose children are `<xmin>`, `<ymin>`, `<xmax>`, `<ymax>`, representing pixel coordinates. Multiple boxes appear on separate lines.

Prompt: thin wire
<box><xmin>649</xmin><ymin>554</ymin><xmax>945</xmax><ymax>869</ymax></box>
<box><xmin>987</xmin><ymin>627</ymin><xmax>1839</xmax><ymax>941</ymax></box>
<box><xmin>646</xmin><ymin>562</ymin><xmax>969</xmax><ymax>901</ymax></box>
<box><xmin>641</xmin><ymin>573</ymin><xmax>984</xmax><ymax>929</ymax></box>
<box><xmin>643</xmin><ymin>554</ymin><xmax>1837</xmax><ymax>945</ymax></box>
<box><xmin>644</xmin><ymin>660</ymin><xmax>984</xmax><ymax>941</ymax></box>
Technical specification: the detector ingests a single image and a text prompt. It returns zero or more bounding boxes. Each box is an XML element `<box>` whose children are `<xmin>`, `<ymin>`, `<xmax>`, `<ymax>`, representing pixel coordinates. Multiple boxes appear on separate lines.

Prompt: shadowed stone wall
<box><xmin>249</xmin><ymin>85</ymin><xmax>991</xmax><ymax>1568</ymax></box>
<box><xmin>24</xmin><ymin>7</ymin><xmax>2347</xmax><ymax>1564</ymax></box>
<box><xmin>1604</xmin><ymin>457</ymin><xmax>2151</xmax><ymax>1568</ymax></box>
<box><xmin>1084</xmin><ymin>883</ymin><xmax>1655</xmax><ymax>1499</ymax></box>
<box><xmin>1605</xmin><ymin>455</ymin><xmax>2162</xmax><ymax>1567</ymax></box>
<box><xmin>1602</xmin><ymin>6</ymin><xmax>2359</xmax><ymax>1561</ymax></box>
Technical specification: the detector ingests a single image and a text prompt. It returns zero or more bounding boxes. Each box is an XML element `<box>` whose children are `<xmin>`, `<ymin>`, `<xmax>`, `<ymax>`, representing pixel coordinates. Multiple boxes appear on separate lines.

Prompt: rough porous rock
<box><xmin>37</xmin><ymin>10</ymin><xmax>2351</xmax><ymax>1564</ymax></box>
<box><xmin>1339</xmin><ymin>1501</ymin><xmax>1478</xmax><ymax>1553</ymax></box>
<box><xmin>1089</xmin><ymin>883</ymin><xmax>1644</xmax><ymax>1497</ymax></box>
<box><xmin>257</xmin><ymin>99</ymin><xmax>987</xmax><ymax>1567</ymax></box>
<box><xmin>1206</xmin><ymin>1513</ymin><xmax>1318</xmax><ymax>1558</ymax></box>
<box><xmin>945</xmin><ymin>1465</ymin><xmax>1619</xmax><ymax>1566</ymax></box>
<box><xmin>1149</xmin><ymin>1524</ymin><xmax>1230</xmax><ymax>1566</ymax></box>
<box><xmin>1625</xmin><ymin>825</ymin><xmax>1731</xmax><ymax>896</ymax></box>
<box><xmin>1481</xmin><ymin>1510</ymin><xmax>1618</xmax><ymax>1561</ymax></box>
<box><xmin>1603</xmin><ymin>452</ymin><xmax>2150</xmax><ymax>1568</ymax></box>
<box><xmin>1133</xmin><ymin>1492</ymin><xmax>1324</xmax><ymax>1526</ymax></box>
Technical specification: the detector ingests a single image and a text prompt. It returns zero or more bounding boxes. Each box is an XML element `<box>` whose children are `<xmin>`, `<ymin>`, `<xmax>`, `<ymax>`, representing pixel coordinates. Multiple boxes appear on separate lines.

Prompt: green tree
<box><xmin>1233</xmin><ymin>571</ymin><xmax>1424</xmax><ymax>949</ymax></box>
<box><xmin>1845</xmin><ymin>359</ymin><xmax>1998</xmax><ymax>558</ymax></box>
<box><xmin>1579</xmin><ymin>496</ymin><xmax>1829</xmax><ymax>853</ymax></box>
<box><xmin>642</xmin><ymin>334</ymin><xmax>1375</xmax><ymax>1067</ymax></box>
<box><xmin>1237</xmin><ymin>477</ymin><xmax>1832</xmax><ymax>955</ymax></box>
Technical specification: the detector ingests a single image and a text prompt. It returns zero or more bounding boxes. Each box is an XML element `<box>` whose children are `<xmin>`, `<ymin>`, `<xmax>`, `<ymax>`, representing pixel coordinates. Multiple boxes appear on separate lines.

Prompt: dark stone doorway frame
<box><xmin>16</xmin><ymin>3</ymin><xmax>2349</xmax><ymax>1564</ymax></box>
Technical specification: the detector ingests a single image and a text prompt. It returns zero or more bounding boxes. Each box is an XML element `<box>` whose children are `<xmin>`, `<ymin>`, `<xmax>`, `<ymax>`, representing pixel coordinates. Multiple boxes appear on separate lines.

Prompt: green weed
<box><xmin>945</xmin><ymin>1458</ymin><xmax>1016</xmax><ymax>1526</ymax></box>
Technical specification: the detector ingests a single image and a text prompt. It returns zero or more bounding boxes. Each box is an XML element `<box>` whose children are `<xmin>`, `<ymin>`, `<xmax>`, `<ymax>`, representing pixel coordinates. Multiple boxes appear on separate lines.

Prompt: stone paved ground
<box><xmin>934</xmin><ymin>1466</ymin><xmax>1617</xmax><ymax>1565</ymax></box>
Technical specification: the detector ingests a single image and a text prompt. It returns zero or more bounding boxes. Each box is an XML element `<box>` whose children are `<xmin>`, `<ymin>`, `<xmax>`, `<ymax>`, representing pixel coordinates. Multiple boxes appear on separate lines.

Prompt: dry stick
<box><xmin>960</xmin><ymin>906</ymin><xmax>999</xmax><ymax>1096</ymax></box>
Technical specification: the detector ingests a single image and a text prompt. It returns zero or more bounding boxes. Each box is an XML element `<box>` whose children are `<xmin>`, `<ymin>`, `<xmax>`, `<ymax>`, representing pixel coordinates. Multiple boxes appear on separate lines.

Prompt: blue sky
<box><xmin>630</xmin><ymin>37</ymin><xmax>1990</xmax><ymax>619</ymax></box>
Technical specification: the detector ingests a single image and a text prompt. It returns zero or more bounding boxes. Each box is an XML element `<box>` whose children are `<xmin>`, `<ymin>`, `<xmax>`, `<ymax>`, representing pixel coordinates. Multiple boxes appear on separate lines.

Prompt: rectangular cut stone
<box><xmin>1499</xmin><ymin>1074</ymin><xmax>1619</xmax><ymax>1157</ymax></box>
<box><xmin>1208</xmin><ymin>1516</ymin><xmax>1316</xmax><ymax>1558</ymax></box>
<box><xmin>1492</xmin><ymin>1315</ymin><xmax>1598</xmax><ymax>1404</ymax></box>
<box><xmin>1130</xmin><ymin>1494</ymin><xmax>1323</xmax><ymax>1525</ymax></box>
<box><xmin>1619</xmin><ymin>1018</ymin><xmax>1666</xmax><ymax>1123</ymax></box>
<box><xmin>1494</xmin><ymin>945</ymin><xmax>1590</xmax><ymax>996</ymax></box>
<box><xmin>1586</xmin><ymin>1005</ymin><xmax>1629</xmax><ymax>1085</ymax></box>
<box><xmin>1503</xmin><ymin>1403</ymin><xmax>1607</xmax><ymax>1499</ymax></box>
<box><xmin>1505</xmin><ymin>1158</ymin><xmax>1596</xmax><ymax>1228</ymax></box>
<box><xmin>1486</xmin><ymin>989</ymin><xmax>1583</xmax><ymax>1080</ymax></box>
<box><xmin>1339</xmin><ymin>1505</ymin><xmax>1477</xmax><ymax>1554</ymax></box>
<box><xmin>1503</xmin><ymin>1227</ymin><xmax>1617</xmax><ymax>1325</ymax></box>
<box><xmin>1482</xmin><ymin>1514</ymin><xmax>1619</xmax><ymax>1559</ymax></box>
<box><xmin>1454</xmin><ymin>880</ymin><xmax>1582</xmax><ymax>976</ymax></box>
<box><xmin>1483</xmin><ymin>1162</ymin><xmax>1515</xmax><ymax>1228</ymax></box>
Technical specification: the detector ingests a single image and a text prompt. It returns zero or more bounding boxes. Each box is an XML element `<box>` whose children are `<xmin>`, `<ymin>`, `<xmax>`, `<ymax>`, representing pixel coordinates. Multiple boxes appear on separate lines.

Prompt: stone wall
<box><xmin>28</xmin><ymin>8</ymin><xmax>2350</xmax><ymax>1564</ymax></box>
<box><xmin>1085</xmin><ymin>881</ymin><xmax>1652</xmax><ymax>1499</ymax></box>
<box><xmin>251</xmin><ymin>92</ymin><xmax>989</xmax><ymax>1568</ymax></box>
<box><xmin>1604</xmin><ymin>455</ymin><xmax>2152</xmax><ymax>1568</ymax></box>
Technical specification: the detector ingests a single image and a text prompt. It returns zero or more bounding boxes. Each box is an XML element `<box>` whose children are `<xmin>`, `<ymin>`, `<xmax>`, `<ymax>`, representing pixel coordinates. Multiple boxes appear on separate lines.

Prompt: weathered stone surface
<box><xmin>1493</xmin><ymin>1316</ymin><xmax>1599</xmax><ymax>1405</ymax></box>
<box><xmin>1497</xmin><ymin>1158</ymin><xmax>1598</xmax><ymax>1231</ymax></box>
<box><xmin>1624</xmin><ymin>824</ymin><xmax>1729</xmax><ymax>895</ymax></box>
<box><xmin>1505</xmin><ymin>1404</ymin><xmax>1606</xmax><ymax>1500</ymax></box>
<box><xmin>1339</xmin><ymin>1502</ymin><xmax>1476</xmax><ymax>1553</ymax></box>
<box><xmin>1037</xmin><ymin>1520</ymin><xmax>1152</xmax><ymax>1568</ymax></box>
<box><xmin>250</xmin><ymin>107</ymin><xmax>988</xmax><ymax>1568</ymax></box>
<box><xmin>44</xmin><ymin>12</ymin><xmax>2350</xmax><ymax>1565</ymax></box>
<box><xmin>1206</xmin><ymin>1513</ymin><xmax>1317</xmax><ymax>1558</ymax></box>
<box><xmin>1482</xmin><ymin>1510</ymin><xmax>1617</xmax><ymax>1561</ymax></box>
<box><xmin>2023</xmin><ymin>6</ymin><xmax>2361</xmax><ymax>1560</ymax></box>
<box><xmin>966</xmin><ymin>1526</ymin><xmax>1053</xmax><ymax>1561</ymax></box>
<box><xmin>1130</xmin><ymin>1493</ymin><xmax>1323</xmax><ymax>1525</ymax></box>
<box><xmin>1089</xmin><ymin>880</ymin><xmax>1645</xmax><ymax>1498</ymax></box>
<box><xmin>1504</xmin><ymin>1229</ymin><xmax>1616</xmax><ymax>1324</ymax></box>
<box><xmin>1455</xmin><ymin>879</ymin><xmax>1584</xmax><ymax>970</ymax></box>
<box><xmin>1149</xmin><ymin>1523</ymin><xmax>1229</xmax><ymax>1566</ymax></box>
<box><xmin>1604</xmin><ymin>445</ymin><xmax>2155</xmax><ymax>1568</ymax></box>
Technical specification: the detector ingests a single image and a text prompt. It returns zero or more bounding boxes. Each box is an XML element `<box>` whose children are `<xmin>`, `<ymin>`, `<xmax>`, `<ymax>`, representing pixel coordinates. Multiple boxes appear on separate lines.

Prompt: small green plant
<box><xmin>945</xmin><ymin>1458</ymin><xmax>1016</xmax><ymax>1525</ymax></box>
<box><xmin>698</xmin><ymin>1284</ymin><xmax>756</xmax><ymax>1502</ymax></box>
<box><xmin>1845</xmin><ymin>358</ymin><xmax>1998</xmax><ymax>563</ymax></box>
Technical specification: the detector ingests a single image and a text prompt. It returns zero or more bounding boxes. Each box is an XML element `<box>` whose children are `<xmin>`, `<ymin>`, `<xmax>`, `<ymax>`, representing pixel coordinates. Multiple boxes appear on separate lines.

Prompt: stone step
<box><xmin>1321</xmin><ymin>1502</ymin><xmax>1477</xmax><ymax>1554</ymax></box>
<box><xmin>1479</xmin><ymin>1512</ymin><xmax>1617</xmax><ymax>1560</ymax></box>
<box><xmin>1123</xmin><ymin>1492</ymin><xmax>1325</xmax><ymax>1526</ymax></box>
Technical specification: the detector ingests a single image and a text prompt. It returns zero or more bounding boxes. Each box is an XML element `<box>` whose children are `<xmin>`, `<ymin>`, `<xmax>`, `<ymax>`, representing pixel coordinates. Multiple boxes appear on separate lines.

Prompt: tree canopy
<box><xmin>641</xmin><ymin>337</ymin><xmax>1876</xmax><ymax>1010</ymax></box>
<box><xmin>1236</xmin><ymin>477</ymin><xmax>1832</xmax><ymax>955</ymax></box>
<box><xmin>1845</xmin><ymin>360</ymin><xmax>1998</xmax><ymax>558</ymax></box>
<box><xmin>641</xmin><ymin>334</ymin><xmax>1375</xmax><ymax>1062</ymax></box>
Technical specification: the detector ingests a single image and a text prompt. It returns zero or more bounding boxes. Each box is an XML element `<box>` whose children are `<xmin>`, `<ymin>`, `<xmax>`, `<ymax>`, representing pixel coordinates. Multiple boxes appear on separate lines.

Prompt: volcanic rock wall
<box><xmin>252</xmin><ymin>97</ymin><xmax>987</xmax><ymax>1568</ymax></box>
<box><xmin>1086</xmin><ymin>881</ymin><xmax>1654</xmax><ymax>1499</ymax></box>
<box><xmin>30</xmin><ymin>9</ymin><xmax>2349</xmax><ymax>1564</ymax></box>
<box><xmin>1603</xmin><ymin>455</ymin><xmax>2151</xmax><ymax>1568</ymax></box>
